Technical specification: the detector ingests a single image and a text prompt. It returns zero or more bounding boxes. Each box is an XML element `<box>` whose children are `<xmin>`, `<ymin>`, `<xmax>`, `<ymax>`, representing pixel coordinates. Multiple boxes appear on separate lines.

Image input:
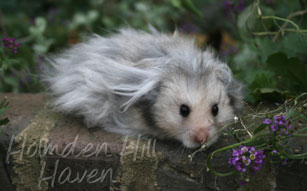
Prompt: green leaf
<box><xmin>0</xmin><ymin>107</ymin><xmax>6</xmax><ymax>116</ymax></box>
<box><xmin>181</xmin><ymin>0</ymin><xmax>202</xmax><ymax>18</ymax></box>
<box><xmin>281</xmin><ymin>33</ymin><xmax>307</xmax><ymax>58</ymax></box>
<box><xmin>256</xmin><ymin>88</ymin><xmax>278</xmax><ymax>94</ymax></box>
<box><xmin>0</xmin><ymin>97</ymin><xmax>8</xmax><ymax>107</ymax></box>
<box><xmin>0</xmin><ymin>118</ymin><xmax>9</xmax><ymax>126</ymax></box>
<box><xmin>169</xmin><ymin>0</ymin><xmax>182</xmax><ymax>8</ymax></box>
<box><xmin>29</xmin><ymin>17</ymin><xmax>47</xmax><ymax>38</ymax></box>
<box><xmin>253</xmin><ymin>88</ymin><xmax>288</xmax><ymax>103</ymax></box>
<box><xmin>253</xmin><ymin>124</ymin><xmax>267</xmax><ymax>135</ymax></box>
<box><xmin>249</xmin><ymin>71</ymin><xmax>277</xmax><ymax>90</ymax></box>
<box><xmin>255</xmin><ymin>37</ymin><xmax>280</xmax><ymax>63</ymax></box>
<box><xmin>0</xmin><ymin>98</ymin><xmax>9</xmax><ymax>126</ymax></box>
<box><xmin>283</xmin><ymin>151</ymin><xmax>307</xmax><ymax>159</ymax></box>
<box><xmin>0</xmin><ymin>57</ymin><xmax>9</xmax><ymax>71</ymax></box>
<box><xmin>169</xmin><ymin>0</ymin><xmax>202</xmax><ymax>17</ymax></box>
<box><xmin>267</xmin><ymin>52</ymin><xmax>307</xmax><ymax>92</ymax></box>
<box><xmin>3</xmin><ymin>76</ymin><xmax>19</xmax><ymax>88</ymax></box>
<box><xmin>233</xmin><ymin>44</ymin><xmax>258</xmax><ymax>72</ymax></box>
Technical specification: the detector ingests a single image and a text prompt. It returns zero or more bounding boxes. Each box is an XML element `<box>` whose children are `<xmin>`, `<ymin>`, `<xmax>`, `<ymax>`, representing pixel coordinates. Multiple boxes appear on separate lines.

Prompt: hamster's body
<box><xmin>44</xmin><ymin>28</ymin><xmax>243</xmax><ymax>148</ymax></box>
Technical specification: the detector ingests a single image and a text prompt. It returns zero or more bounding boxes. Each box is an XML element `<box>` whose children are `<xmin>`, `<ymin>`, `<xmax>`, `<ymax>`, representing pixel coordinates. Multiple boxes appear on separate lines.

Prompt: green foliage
<box><xmin>0</xmin><ymin>0</ymin><xmax>306</xmax><ymax>104</ymax></box>
<box><xmin>267</xmin><ymin>52</ymin><xmax>307</xmax><ymax>91</ymax></box>
<box><xmin>228</xmin><ymin>0</ymin><xmax>307</xmax><ymax>103</ymax></box>
<box><xmin>169</xmin><ymin>0</ymin><xmax>203</xmax><ymax>17</ymax></box>
<box><xmin>29</xmin><ymin>17</ymin><xmax>54</xmax><ymax>54</ymax></box>
<box><xmin>0</xmin><ymin>0</ymin><xmax>188</xmax><ymax>92</ymax></box>
<box><xmin>0</xmin><ymin>97</ymin><xmax>9</xmax><ymax>133</ymax></box>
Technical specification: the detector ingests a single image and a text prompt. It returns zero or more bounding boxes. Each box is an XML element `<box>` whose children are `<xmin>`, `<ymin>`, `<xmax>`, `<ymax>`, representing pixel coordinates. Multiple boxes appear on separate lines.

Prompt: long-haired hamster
<box><xmin>43</xmin><ymin>28</ymin><xmax>243</xmax><ymax>148</ymax></box>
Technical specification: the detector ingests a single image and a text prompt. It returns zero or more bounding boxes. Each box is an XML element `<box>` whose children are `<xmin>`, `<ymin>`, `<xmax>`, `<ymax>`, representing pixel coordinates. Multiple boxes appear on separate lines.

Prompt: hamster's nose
<box><xmin>193</xmin><ymin>128</ymin><xmax>209</xmax><ymax>144</ymax></box>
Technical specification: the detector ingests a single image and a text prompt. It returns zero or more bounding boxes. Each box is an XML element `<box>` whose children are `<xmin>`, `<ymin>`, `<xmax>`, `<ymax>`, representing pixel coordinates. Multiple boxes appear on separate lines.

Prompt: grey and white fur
<box><xmin>43</xmin><ymin>28</ymin><xmax>243</xmax><ymax>148</ymax></box>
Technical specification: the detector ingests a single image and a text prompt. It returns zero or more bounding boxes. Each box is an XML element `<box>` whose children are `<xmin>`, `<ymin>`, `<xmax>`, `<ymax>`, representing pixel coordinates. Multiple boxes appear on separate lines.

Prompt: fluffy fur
<box><xmin>43</xmin><ymin>28</ymin><xmax>243</xmax><ymax>148</ymax></box>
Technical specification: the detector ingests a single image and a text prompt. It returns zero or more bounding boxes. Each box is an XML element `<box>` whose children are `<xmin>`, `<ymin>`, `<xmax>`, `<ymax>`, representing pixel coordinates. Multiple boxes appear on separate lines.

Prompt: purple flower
<box><xmin>224</xmin><ymin>0</ymin><xmax>233</xmax><ymax>7</ymax></box>
<box><xmin>231</xmin><ymin>45</ymin><xmax>238</xmax><ymax>54</ymax></box>
<box><xmin>229</xmin><ymin>146</ymin><xmax>265</xmax><ymax>174</ymax></box>
<box><xmin>254</xmin><ymin>150</ymin><xmax>265</xmax><ymax>165</ymax></box>
<box><xmin>228</xmin><ymin>158</ymin><xmax>234</xmax><ymax>166</ymax></box>
<box><xmin>272</xmin><ymin>150</ymin><xmax>278</xmax><ymax>154</ymax></box>
<box><xmin>253</xmin><ymin>163</ymin><xmax>262</xmax><ymax>171</ymax></box>
<box><xmin>271</xmin><ymin>124</ymin><xmax>278</xmax><ymax>132</ymax></box>
<box><xmin>256</xmin><ymin>150</ymin><xmax>265</xmax><ymax>159</ymax></box>
<box><xmin>235</xmin><ymin>162</ymin><xmax>246</xmax><ymax>172</ymax></box>
<box><xmin>2</xmin><ymin>37</ymin><xmax>20</xmax><ymax>54</ymax></box>
<box><xmin>249</xmin><ymin>146</ymin><xmax>256</xmax><ymax>152</ymax></box>
<box><xmin>48</xmin><ymin>8</ymin><xmax>58</xmax><ymax>23</ymax></box>
<box><xmin>242</xmin><ymin>156</ymin><xmax>251</xmax><ymax>166</ymax></box>
<box><xmin>250</xmin><ymin>154</ymin><xmax>256</xmax><ymax>160</ymax></box>
<box><xmin>220</xmin><ymin>44</ymin><xmax>238</xmax><ymax>56</ymax></box>
<box><xmin>224</xmin><ymin>0</ymin><xmax>234</xmax><ymax>17</ymax></box>
<box><xmin>254</xmin><ymin>159</ymin><xmax>263</xmax><ymax>164</ymax></box>
<box><xmin>267</xmin><ymin>115</ymin><xmax>292</xmax><ymax>135</ymax></box>
<box><xmin>224</xmin><ymin>0</ymin><xmax>234</xmax><ymax>10</ymax></box>
<box><xmin>239</xmin><ymin>180</ymin><xmax>247</xmax><ymax>186</ymax></box>
<box><xmin>241</xmin><ymin>146</ymin><xmax>249</xmax><ymax>153</ymax></box>
<box><xmin>224</xmin><ymin>0</ymin><xmax>246</xmax><ymax>17</ymax></box>
<box><xmin>220</xmin><ymin>44</ymin><xmax>230</xmax><ymax>56</ymax></box>
<box><xmin>274</xmin><ymin>115</ymin><xmax>287</xmax><ymax>125</ymax></box>
<box><xmin>249</xmin><ymin>147</ymin><xmax>256</xmax><ymax>157</ymax></box>
<box><xmin>263</xmin><ymin>118</ymin><xmax>271</xmax><ymax>125</ymax></box>
<box><xmin>232</xmin><ymin>149</ymin><xmax>242</xmax><ymax>157</ymax></box>
<box><xmin>180</xmin><ymin>23</ymin><xmax>199</xmax><ymax>34</ymax></box>
<box><xmin>234</xmin><ymin>0</ymin><xmax>246</xmax><ymax>13</ymax></box>
<box><xmin>228</xmin><ymin>158</ymin><xmax>237</xmax><ymax>166</ymax></box>
<box><xmin>282</xmin><ymin>159</ymin><xmax>287</xmax><ymax>165</ymax></box>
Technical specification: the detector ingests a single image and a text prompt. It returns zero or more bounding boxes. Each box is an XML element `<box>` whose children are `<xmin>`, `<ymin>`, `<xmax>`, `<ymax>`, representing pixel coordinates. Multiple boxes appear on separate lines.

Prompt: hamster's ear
<box><xmin>214</xmin><ymin>63</ymin><xmax>243</xmax><ymax>112</ymax></box>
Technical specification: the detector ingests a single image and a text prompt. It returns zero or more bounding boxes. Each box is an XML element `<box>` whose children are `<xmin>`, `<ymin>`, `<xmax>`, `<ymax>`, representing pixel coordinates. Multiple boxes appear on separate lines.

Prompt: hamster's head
<box><xmin>151</xmin><ymin>60</ymin><xmax>243</xmax><ymax>148</ymax></box>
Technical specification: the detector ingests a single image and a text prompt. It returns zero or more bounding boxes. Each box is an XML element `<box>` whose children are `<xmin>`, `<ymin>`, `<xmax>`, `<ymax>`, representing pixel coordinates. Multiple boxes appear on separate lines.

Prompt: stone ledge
<box><xmin>0</xmin><ymin>94</ymin><xmax>307</xmax><ymax>191</ymax></box>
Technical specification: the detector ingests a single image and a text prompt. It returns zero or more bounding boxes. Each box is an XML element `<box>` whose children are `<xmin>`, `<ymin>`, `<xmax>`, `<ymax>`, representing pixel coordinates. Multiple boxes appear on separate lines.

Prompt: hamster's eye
<box><xmin>180</xmin><ymin>104</ymin><xmax>190</xmax><ymax>118</ymax></box>
<box><xmin>211</xmin><ymin>104</ymin><xmax>219</xmax><ymax>117</ymax></box>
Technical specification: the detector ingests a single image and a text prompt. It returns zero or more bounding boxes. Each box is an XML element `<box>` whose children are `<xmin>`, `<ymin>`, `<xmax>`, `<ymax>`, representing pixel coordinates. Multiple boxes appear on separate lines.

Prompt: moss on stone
<box><xmin>113</xmin><ymin>137</ymin><xmax>162</xmax><ymax>191</ymax></box>
<box><xmin>12</xmin><ymin>109</ymin><xmax>62</xmax><ymax>191</ymax></box>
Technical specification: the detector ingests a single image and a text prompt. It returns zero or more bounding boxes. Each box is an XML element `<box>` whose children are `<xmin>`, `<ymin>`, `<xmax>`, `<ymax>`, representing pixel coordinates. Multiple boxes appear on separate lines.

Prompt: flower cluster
<box><xmin>224</xmin><ymin>0</ymin><xmax>246</xmax><ymax>17</ymax></box>
<box><xmin>180</xmin><ymin>23</ymin><xmax>199</xmax><ymax>34</ymax></box>
<box><xmin>220</xmin><ymin>44</ymin><xmax>238</xmax><ymax>56</ymax></box>
<box><xmin>263</xmin><ymin>115</ymin><xmax>292</xmax><ymax>135</ymax></box>
<box><xmin>228</xmin><ymin>146</ymin><xmax>265</xmax><ymax>173</ymax></box>
<box><xmin>2</xmin><ymin>37</ymin><xmax>20</xmax><ymax>54</ymax></box>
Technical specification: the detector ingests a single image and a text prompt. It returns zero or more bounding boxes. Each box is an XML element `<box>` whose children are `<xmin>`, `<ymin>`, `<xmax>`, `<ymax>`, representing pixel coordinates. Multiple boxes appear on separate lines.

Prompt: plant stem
<box><xmin>273</xmin><ymin>9</ymin><xmax>307</xmax><ymax>42</ymax></box>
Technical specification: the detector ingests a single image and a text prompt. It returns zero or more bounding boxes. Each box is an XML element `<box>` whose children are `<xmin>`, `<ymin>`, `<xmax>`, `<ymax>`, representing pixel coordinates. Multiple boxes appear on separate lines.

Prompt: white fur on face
<box><xmin>153</xmin><ymin>68</ymin><xmax>235</xmax><ymax>148</ymax></box>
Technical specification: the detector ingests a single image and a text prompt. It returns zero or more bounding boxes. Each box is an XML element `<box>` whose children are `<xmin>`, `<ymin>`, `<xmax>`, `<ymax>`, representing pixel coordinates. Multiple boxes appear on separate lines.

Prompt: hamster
<box><xmin>43</xmin><ymin>28</ymin><xmax>243</xmax><ymax>148</ymax></box>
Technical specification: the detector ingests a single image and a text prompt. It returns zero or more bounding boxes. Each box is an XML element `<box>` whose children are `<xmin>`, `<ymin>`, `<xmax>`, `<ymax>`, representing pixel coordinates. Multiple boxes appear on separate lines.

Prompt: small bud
<box><xmin>234</xmin><ymin>116</ymin><xmax>239</xmax><ymax>123</ymax></box>
<box><xmin>257</xmin><ymin>7</ymin><xmax>262</xmax><ymax>17</ymax></box>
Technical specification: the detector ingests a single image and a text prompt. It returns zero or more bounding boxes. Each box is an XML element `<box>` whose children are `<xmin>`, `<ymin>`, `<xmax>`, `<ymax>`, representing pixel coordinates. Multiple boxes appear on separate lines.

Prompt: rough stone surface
<box><xmin>0</xmin><ymin>94</ymin><xmax>307</xmax><ymax>191</ymax></box>
<box><xmin>0</xmin><ymin>93</ymin><xmax>47</xmax><ymax>191</ymax></box>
